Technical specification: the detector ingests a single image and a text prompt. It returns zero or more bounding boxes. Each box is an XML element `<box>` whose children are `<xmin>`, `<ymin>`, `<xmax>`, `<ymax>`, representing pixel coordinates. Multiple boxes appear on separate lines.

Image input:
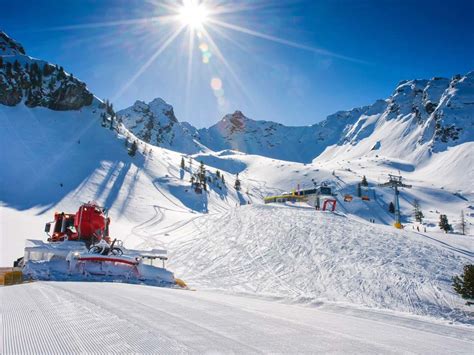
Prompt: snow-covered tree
<box><xmin>198</xmin><ymin>161</ymin><xmax>207</xmax><ymax>191</ymax></box>
<box><xmin>413</xmin><ymin>199</ymin><xmax>424</xmax><ymax>223</ymax></box>
<box><xmin>234</xmin><ymin>173</ymin><xmax>241</xmax><ymax>191</ymax></box>
<box><xmin>439</xmin><ymin>214</ymin><xmax>452</xmax><ymax>233</ymax></box>
<box><xmin>458</xmin><ymin>210</ymin><xmax>468</xmax><ymax>235</ymax></box>
<box><xmin>128</xmin><ymin>141</ymin><xmax>137</xmax><ymax>157</ymax></box>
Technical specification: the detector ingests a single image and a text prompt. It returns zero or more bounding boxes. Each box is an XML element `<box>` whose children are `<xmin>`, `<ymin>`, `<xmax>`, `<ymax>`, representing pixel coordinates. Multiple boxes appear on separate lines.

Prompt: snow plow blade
<box><xmin>21</xmin><ymin>239</ymin><xmax>177</xmax><ymax>287</ymax></box>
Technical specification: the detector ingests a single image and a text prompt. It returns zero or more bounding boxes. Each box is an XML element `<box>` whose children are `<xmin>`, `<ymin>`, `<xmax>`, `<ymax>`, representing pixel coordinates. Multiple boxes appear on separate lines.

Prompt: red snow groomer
<box><xmin>47</xmin><ymin>202</ymin><xmax>111</xmax><ymax>246</ymax></box>
<box><xmin>19</xmin><ymin>202</ymin><xmax>186</xmax><ymax>288</ymax></box>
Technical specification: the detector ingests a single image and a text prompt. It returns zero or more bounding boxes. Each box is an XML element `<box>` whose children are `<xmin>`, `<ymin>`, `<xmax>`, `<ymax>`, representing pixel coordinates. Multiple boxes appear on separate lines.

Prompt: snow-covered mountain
<box><xmin>0</xmin><ymin>31</ymin><xmax>95</xmax><ymax>110</ymax></box>
<box><xmin>116</xmin><ymin>98</ymin><xmax>204</xmax><ymax>154</ymax></box>
<box><xmin>119</xmin><ymin>72</ymin><xmax>473</xmax><ymax>167</ymax></box>
<box><xmin>317</xmin><ymin>74</ymin><xmax>474</xmax><ymax>164</ymax></box>
<box><xmin>196</xmin><ymin>110</ymin><xmax>329</xmax><ymax>162</ymax></box>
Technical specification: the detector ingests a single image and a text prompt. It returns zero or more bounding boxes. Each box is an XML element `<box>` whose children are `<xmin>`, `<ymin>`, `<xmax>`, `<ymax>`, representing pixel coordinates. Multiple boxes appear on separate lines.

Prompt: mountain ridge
<box><xmin>1</xmin><ymin>31</ymin><xmax>472</xmax><ymax>168</ymax></box>
<box><xmin>118</xmin><ymin>70</ymin><xmax>473</xmax><ymax>164</ymax></box>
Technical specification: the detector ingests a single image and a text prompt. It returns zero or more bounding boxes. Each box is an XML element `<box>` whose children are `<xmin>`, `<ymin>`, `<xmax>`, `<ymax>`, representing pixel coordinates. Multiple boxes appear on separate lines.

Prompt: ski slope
<box><xmin>1</xmin><ymin>103</ymin><xmax>473</xmax><ymax>330</ymax></box>
<box><xmin>1</xmin><ymin>282</ymin><xmax>473</xmax><ymax>354</ymax></box>
<box><xmin>164</xmin><ymin>203</ymin><xmax>473</xmax><ymax>324</ymax></box>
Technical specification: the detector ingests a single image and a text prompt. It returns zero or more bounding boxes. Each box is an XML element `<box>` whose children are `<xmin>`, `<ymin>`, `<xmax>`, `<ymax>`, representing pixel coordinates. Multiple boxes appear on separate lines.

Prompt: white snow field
<box><xmin>1</xmin><ymin>104</ymin><xmax>474</xmax><ymax>352</ymax></box>
<box><xmin>1</xmin><ymin>282</ymin><xmax>473</xmax><ymax>354</ymax></box>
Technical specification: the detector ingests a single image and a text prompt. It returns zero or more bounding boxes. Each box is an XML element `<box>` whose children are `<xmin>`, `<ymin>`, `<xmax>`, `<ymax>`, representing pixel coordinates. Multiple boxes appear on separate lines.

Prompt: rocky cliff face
<box><xmin>117</xmin><ymin>98</ymin><xmax>204</xmax><ymax>154</ymax></box>
<box><xmin>0</xmin><ymin>31</ymin><xmax>25</xmax><ymax>55</ymax></box>
<box><xmin>0</xmin><ymin>31</ymin><xmax>94</xmax><ymax>110</ymax></box>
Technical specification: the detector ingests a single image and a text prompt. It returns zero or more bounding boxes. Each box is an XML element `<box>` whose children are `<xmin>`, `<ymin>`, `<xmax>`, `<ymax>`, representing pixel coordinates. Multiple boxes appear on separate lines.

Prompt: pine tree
<box><xmin>413</xmin><ymin>199</ymin><xmax>424</xmax><ymax>223</ymax></box>
<box><xmin>101</xmin><ymin>113</ymin><xmax>107</xmax><ymax>127</ymax></box>
<box><xmin>198</xmin><ymin>161</ymin><xmax>207</xmax><ymax>190</ymax></box>
<box><xmin>5</xmin><ymin>62</ymin><xmax>12</xmax><ymax>77</ymax></box>
<box><xmin>458</xmin><ymin>210</ymin><xmax>468</xmax><ymax>235</ymax></box>
<box><xmin>221</xmin><ymin>175</ymin><xmax>225</xmax><ymax>185</ymax></box>
<box><xmin>361</xmin><ymin>175</ymin><xmax>368</xmax><ymax>187</ymax></box>
<box><xmin>43</xmin><ymin>63</ymin><xmax>54</xmax><ymax>76</ymax></box>
<box><xmin>180</xmin><ymin>157</ymin><xmax>185</xmax><ymax>170</ymax></box>
<box><xmin>453</xmin><ymin>265</ymin><xmax>474</xmax><ymax>303</ymax></box>
<box><xmin>439</xmin><ymin>214</ymin><xmax>452</xmax><ymax>233</ymax></box>
<box><xmin>128</xmin><ymin>141</ymin><xmax>137</xmax><ymax>157</ymax></box>
<box><xmin>109</xmin><ymin>114</ymin><xmax>114</xmax><ymax>130</ymax></box>
<box><xmin>234</xmin><ymin>173</ymin><xmax>241</xmax><ymax>191</ymax></box>
<box><xmin>216</xmin><ymin>170</ymin><xmax>221</xmax><ymax>179</ymax></box>
<box><xmin>13</xmin><ymin>60</ymin><xmax>21</xmax><ymax>72</ymax></box>
<box><xmin>388</xmin><ymin>202</ymin><xmax>395</xmax><ymax>214</ymax></box>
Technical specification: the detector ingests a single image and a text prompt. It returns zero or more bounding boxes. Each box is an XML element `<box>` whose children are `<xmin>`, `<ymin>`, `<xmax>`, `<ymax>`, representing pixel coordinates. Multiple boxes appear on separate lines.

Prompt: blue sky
<box><xmin>1</xmin><ymin>0</ymin><xmax>473</xmax><ymax>127</ymax></box>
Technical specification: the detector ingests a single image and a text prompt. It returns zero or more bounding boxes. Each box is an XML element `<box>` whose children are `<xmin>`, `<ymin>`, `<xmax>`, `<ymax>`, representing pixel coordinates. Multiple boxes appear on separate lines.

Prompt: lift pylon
<box><xmin>379</xmin><ymin>174</ymin><xmax>412</xmax><ymax>229</ymax></box>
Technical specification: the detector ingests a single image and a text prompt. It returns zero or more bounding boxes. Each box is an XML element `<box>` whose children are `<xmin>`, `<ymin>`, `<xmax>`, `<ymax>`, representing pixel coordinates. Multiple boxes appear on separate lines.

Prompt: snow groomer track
<box><xmin>1</xmin><ymin>282</ymin><xmax>473</xmax><ymax>354</ymax></box>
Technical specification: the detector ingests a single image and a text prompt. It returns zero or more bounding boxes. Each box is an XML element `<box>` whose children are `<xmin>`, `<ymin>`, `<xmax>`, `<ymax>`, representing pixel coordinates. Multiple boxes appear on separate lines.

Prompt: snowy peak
<box><xmin>0</xmin><ymin>31</ymin><xmax>25</xmax><ymax>56</ymax></box>
<box><xmin>117</xmin><ymin>70</ymin><xmax>472</xmax><ymax>166</ymax></box>
<box><xmin>221</xmin><ymin>110</ymin><xmax>248</xmax><ymax>133</ymax></box>
<box><xmin>317</xmin><ymin>71</ymin><xmax>474</xmax><ymax>164</ymax></box>
<box><xmin>117</xmin><ymin>98</ymin><xmax>202</xmax><ymax>154</ymax></box>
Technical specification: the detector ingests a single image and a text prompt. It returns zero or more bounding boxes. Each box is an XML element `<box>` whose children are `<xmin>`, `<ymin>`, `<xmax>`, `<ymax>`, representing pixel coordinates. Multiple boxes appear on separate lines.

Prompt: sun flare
<box><xmin>178</xmin><ymin>0</ymin><xmax>208</xmax><ymax>29</ymax></box>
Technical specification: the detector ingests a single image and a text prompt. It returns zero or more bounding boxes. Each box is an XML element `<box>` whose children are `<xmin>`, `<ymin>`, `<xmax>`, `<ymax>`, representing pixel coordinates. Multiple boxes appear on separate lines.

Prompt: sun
<box><xmin>178</xmin><ymin>0</ymin><xmax>208</xmax><ymax>29</ymax></box>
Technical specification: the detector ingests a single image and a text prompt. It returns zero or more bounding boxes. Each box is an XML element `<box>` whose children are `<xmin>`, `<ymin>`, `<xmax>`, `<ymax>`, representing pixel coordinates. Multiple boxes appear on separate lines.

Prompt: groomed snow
<box><xmin>1</xmin><ymin>282</ymin><xmax>473</xmax><ymax>354</ymax></box>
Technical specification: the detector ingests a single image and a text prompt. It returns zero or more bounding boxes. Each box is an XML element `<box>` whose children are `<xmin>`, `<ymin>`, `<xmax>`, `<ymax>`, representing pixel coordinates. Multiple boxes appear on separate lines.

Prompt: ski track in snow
<box><xmin>168</xmin><ymin>204</ymin><xmax>474</xmax><ymax>325</ymax></box>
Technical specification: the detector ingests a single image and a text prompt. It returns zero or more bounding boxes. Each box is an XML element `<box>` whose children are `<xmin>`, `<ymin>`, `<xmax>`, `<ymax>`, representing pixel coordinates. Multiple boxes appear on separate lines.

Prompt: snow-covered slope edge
<box><xmin>168</xmin><ymin>204</ymin><xmax>473</xmax><ymax>325</ymax></box>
